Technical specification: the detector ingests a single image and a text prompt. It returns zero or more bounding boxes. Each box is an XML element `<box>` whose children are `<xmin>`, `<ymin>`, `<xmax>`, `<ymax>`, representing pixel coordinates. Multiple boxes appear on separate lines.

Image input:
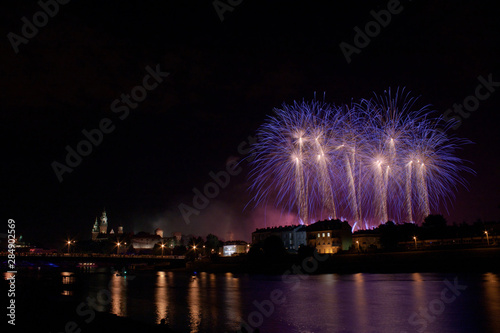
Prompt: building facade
<box><xmin>252</xmin><ymin>225</ymin><xmax>307</xmax><ymax>252</ymax></box>
<box><xmin>306</xmin><ymin>220</ymin><xmax>352</xmax><ymax>254</ymax></box>
<box><xmin>221</xmin><ymin>240</ymin><xmax>249</xmax><ymax>256</ymax></box>
<box><xmin>131</xmin><ymin>232</ymin><xmax>162</xmax><ymax>250</ymax></box>
<box><xmin>352</xmin><ymin>231</ymin><xmax>382</xmax><ymax>251</ymax></box>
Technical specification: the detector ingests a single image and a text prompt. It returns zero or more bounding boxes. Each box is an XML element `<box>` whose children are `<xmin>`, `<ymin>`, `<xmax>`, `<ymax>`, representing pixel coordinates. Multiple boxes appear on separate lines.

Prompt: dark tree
<box><xmin>262</xmin><ymin>235</ymin><xmax>287</xmax><ymax>259</ymax></box>
<box><xmin>423</xmin><ymin>214</ymin><xmax>447</xmax><ymax>228</ymax></box>
<box><xmin>297</xmin><ymin>244</ymin><xmax>315</xmax><ymax>259</ymax></box>
<box><xmin>206</xmin><ymin>234</ymin><xmax>219</xmax><ymax>250</ymax></box>
<box><xmin>379</xmin><ymin>221</ymin><xmax>398</xmax><ymax>250</ymax></box>
<box><xmin>423</xmin><ymin>214</ymin><xmax>447</xmax><ymax>239</ymax></box>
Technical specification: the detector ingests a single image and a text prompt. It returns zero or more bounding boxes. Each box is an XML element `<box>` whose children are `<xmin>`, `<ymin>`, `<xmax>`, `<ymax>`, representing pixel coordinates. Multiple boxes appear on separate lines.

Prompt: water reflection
<box><xmin>208</xmin><ymin>273</ymin><xmax>218</xmax><ymax>328</ymax></box>
<box><xmin>414</xmin><ymin>273</ymin><xmax>427</xmax><ymax>305</ymax></box>
<box><xmin>110</xmin><ymin>274</ymin><xmax>127</xmax><ymax>317</ymax></box>
<box><xmin>61</xmin><ymin>272</ymin><xmax>75</xmax><ymax>296</ymax></box>
<box><xmin>353</xmin><ymin>273</ymin><xmax>368</xmax><ymax>331</ymax></box>
<box><xmin>483</xmin><ymin>272</ymin><xmax>500</xmax><ymax>332</ymax></box>
<box><xmin>41</xmin><ymin>271</ymin><xmax>496</xmax><ymax>332</ymax></box>
<box><xmin>155</xmin><ymin>271</ymin><xmax>169</xmax><ymax>324</ymax></box>
<box><xmin>188</xmin><ymin>273</ymin><xmax>201</xmax><ymax>332</ymax></box>
<box><xmin>61</xmin><ymin>271</ymin><xmax>75</xmax><ymax>284</ymax></box>
<box><xmin>224</xmin><ymin>272</ymin><xmax>242</xmax><ymax>327</ymax></box>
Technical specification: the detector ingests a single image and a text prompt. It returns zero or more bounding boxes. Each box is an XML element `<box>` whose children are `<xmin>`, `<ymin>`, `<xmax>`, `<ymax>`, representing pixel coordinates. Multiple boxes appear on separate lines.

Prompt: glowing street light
<box><xmin>485</xmin><ymin>231</ymin><xmax>490</xmax><ymax>246</ymax></box>
<box><xmin>413</xmin><ymin>236</ymin><xmax>417</xmax><ymax>250</ymax></box>
<box><xmin>161</xmin><ymin>243</ymin><xmax>165</xmax><ymax>256</ymax></box>
<box><xmin>66</xmin><ymin>240</ymin><xmax>73</xmax><ymax>254</ymax></box>
<box><xmin>116</xmin><ymin>242</ymin><xmax>121</xmax><ymax>254</ymax></box>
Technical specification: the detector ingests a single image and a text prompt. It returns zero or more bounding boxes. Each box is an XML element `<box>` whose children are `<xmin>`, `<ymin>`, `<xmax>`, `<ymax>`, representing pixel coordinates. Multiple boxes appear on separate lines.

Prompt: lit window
<box><xmin>318</xmin><ymin>233</ymin><xmax>320</xmax><ymax>238</ymax></box>
<box><xmin>327</xmin><ymin>233</ymin><xmax>330</xmax><ymax>237</ymax></box>
<box><xmin>322</xmin><ymin>233</ymin><xmax>325</xmax><ymax>237</ymax></box>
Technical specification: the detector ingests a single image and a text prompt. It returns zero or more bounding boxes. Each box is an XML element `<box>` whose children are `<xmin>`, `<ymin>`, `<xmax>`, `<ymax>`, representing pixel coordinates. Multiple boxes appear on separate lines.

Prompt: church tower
<box><xmin>92</xmin><ymin>217</ymin><xmax>99</xmax><ymax>240</ymax></box>
<box><xmin>99</xmin><ymin>210</ymin><xmax>108</xmax><ymax>234</ymax></box>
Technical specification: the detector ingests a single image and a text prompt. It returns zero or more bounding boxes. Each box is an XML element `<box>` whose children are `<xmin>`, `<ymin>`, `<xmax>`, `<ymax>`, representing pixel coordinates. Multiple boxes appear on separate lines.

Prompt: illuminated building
<box><xmin>221</xmin><ymin>240</ymin><xmax>248</xmax><ymax>256</ymax></box>
<box><xmin>306</xmin><ymin>219</ymin><xmax>352</xmax><ymax>254</ymax></box>
<box><xmin>99</xmin><ymin>210</ymin><xmax>108</xmax><ymax>234</ymax></box>
<box><xmin>90</xmin><ymin>210</ymin><xmax>124</xmax><ymax>241</ymax></box>
<box><xmin>131</xmin><ymin>231</ymin><xmax>162</xmax><ymax>250</ymax></box>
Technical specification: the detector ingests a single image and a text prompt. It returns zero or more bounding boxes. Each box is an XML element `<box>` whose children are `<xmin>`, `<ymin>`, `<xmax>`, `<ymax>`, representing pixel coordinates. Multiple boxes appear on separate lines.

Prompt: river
<box><xmin>8</xmin><ymin>269</ymin><xmax>500</xmax><ymax>332</ymax></box>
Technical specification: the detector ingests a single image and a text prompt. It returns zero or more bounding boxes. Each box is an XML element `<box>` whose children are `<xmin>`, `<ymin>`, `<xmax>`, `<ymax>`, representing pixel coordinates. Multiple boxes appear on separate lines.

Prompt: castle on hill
<box><xmin>91</xmin><ymin>210</ymin><xmax>123</xmax><ymax>241</ymax></box>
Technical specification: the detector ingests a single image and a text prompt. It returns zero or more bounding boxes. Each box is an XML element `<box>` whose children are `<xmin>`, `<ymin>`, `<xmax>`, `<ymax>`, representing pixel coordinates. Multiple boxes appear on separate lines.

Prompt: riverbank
<box><xmin>188</xmin><ymin>246</ymin><xmax>500</xmax><ymax>274</ymax></box>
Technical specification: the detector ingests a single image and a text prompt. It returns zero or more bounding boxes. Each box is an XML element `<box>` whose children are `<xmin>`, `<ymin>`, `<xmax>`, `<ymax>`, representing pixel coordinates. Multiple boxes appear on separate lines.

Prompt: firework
<box><xmin>248</xmin><ymin>89</ymin><xmax>472</xmax><ymax>229</ymax></box>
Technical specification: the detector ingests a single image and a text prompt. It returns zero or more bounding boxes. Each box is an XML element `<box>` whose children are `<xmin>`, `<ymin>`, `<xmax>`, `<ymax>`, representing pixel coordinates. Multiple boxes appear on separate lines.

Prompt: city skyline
<box><xmin>3</xmin><ymin>1</ymin><xmax>499</xmax><ymax>247</ymax></box>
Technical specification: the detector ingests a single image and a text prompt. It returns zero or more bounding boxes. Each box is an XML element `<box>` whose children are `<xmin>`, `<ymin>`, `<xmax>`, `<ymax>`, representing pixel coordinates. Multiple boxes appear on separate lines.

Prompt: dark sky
<box><xmin>2</xmin><ymin>0</ymin><xmax>499</xmax><ymax>247</ymax></box>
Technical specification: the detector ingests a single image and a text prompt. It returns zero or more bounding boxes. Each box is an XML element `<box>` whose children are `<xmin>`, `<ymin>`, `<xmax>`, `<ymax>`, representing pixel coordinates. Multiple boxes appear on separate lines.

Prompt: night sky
<box><xmin>2</xmin><ymin>0</ymin><xmax>499</xmax><ymax>247</ymax></box>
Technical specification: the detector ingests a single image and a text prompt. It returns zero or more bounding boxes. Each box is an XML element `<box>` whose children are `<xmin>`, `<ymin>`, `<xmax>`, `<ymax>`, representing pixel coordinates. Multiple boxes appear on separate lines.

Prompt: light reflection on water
<box><xmin>483</xmin><ymin>272</ymin><xmax>500</xmax><ymax>333</ymax></box>
<box><xmin>110</xmin><ymin>274</ymin><xmax>127</xmax><ymax>317</ymax></box>
<box><xmin>188</xmin><ymin>274</ymin><xmax>201</xmax><ymax>332</ymax></box>
<box><xmin>55</xmin><ymin>271</ymin><xmax>500</xmax><ymax>332</ymax></box>
<box><xmin>155</xmin><ymin>271</ymin><xmax>168</xmax><ymax>324</ymax></box>
<box><xmin>61</xmin><ymin>271</ymin><xmax>75</xmax><ymax>296</ymax></box>
<box><xmin>354</xmin><ymin>273</ymin><xmax>369</xmax><ymax>331</ymax></box>
<box><xmin>224</xmin><ymin>272</ymin><xmax>242</xmax><ymax>327</ymax></box>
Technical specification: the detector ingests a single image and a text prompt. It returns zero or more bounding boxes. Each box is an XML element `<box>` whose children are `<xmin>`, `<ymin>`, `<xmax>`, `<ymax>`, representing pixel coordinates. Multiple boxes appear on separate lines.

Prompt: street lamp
<box><xmin>485</xmin><ymin>231</ymin><xmax>490</xmax><ymax>246</ymax></box>
<box><xmin>161</xmin><ymin>243</ymin><xmax>165</xmax><ymax>256</ymax></box>
<box><xmin>413</xmin><ymin>236</ymin><xmax>417</xmax><ymax>250</ymax></box>
<box><xmin>116</xmin><ymin>242</ymin><xmax>121</xmax><ymax>254</ymax></box>
<box><xmin>356</xmin><ymin>240</ymin><xmax>360</xmax><ymax>252</ymax></box>
<box><xmin>67</xmin><ymin>240</ymin><xmax>72</xmax><ymax>254</ymax></box>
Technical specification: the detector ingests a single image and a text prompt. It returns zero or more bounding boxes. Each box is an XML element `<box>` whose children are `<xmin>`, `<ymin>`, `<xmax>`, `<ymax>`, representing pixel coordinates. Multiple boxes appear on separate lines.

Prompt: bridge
<box><xmin>1</xmin><ymin>252</ymin><xmax>186</xmax><ymax>269</ymax></box>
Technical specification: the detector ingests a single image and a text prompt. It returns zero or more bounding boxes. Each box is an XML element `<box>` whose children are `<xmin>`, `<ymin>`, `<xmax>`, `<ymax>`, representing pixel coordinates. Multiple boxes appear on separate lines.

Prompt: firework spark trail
<box><xmin>406</xmin><ymin>162</ymin><xmax>413</xmax><ymax>223</ymax></box>
<box><xmin>294</xmin><ymin>134</ymin><xmax>308</xmax><ymax>224</ymax></box>
<box><xmin>344</xmin><ymin>153</ymin><xmax>359</xmax><ymax>222</ymax></box>
<box><xmin>248</xmin><ymin>88</ymin><xmax>473</xmax><ymax>229</ymax></box>
<box><xmin>314</xmin><ymin>137</ymin><xmax>337</xmax><ymax>220</ymax></box>
<box><xmin>418</xmin><ymin>162</ymin><xmax>430</xmax><ymax>218</ymax></box>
